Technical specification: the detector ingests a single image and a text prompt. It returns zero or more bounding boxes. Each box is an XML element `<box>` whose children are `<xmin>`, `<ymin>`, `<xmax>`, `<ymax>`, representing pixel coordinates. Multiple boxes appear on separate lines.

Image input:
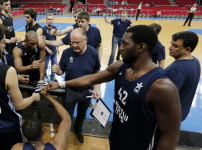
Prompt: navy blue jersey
<box><xmin>0</xmin><ymin>62</ymin><xmax>22</xmax><ymax>135</ymax></box>
<box><xmin>25</xmin><ymin>23</ymin><xmax>42</xmax><ymax>33</ymax></box>
<box><xmin>164</xmin><ymin>56</ymin><xmax>200</xmax><ymax>121</ymax></box>
<box><xmin>43</xmin><ymin>25</ymin><xmax>57</xmax><ymax>55</ymax></box>
<box><xmin>61</xmin><ymin>25</ymin><xmax>102</xmax><ymax>50</ymax></box>
<box><xmin>16</xmin><ymin>42</ymin><xmax>40</xmax><ymax>82</ymax></box>
<box><xmin>152</xmin><ymin>41</ymin><xmax>165</xmax><ymax>64</ymax></box>
<box><xmin>60</xmin><ymin>45</ymin><xmax>100</xmax><ymax>90</ymax></box>
<box><xmin>110</xmin><ymin>64</ymin><xmax>168</xmax><ymax>150</ymax></box>
<box><xmin>23</xmin><ymin>142</ymin><xmax>56</xmax><ymax>150</ymax></box>
<box><xmin>111</xmin><ymin>18</ymin><xmax>132</xmax><ymax>38</ymax></box>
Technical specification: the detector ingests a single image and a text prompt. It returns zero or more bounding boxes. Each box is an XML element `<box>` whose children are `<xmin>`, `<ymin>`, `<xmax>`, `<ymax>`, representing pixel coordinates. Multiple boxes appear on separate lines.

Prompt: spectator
<box><xmin>57</xmin><ymin>6</ymin><xmax>60</xmax><ymax>14</ymax></box>
<box><xmin>121</xmin><ymin>0</ymin><xmax>125</xmax><ymax>5</ymax></box>
<box><xmin>92</xmin><ymin>6</ymin><xmax>96</xmax><ymax>15</ymax></box>
<box><xmin>119</xmin><ymin>7</ymin><xmax>123</xmax><ymax>10</ymax></box>
<box><xmin>86</xmin><ymin>3</ymin><xmax>89</xmax><ymax>11</ymax></box>
<box><xmin>131</xmin><ymin>7</ymin><xmax>135</xmax><ymax>11</ymax></box>
<box><xmin>157</xmin><ymin>10</ymin><xmax>161</xmax><ymax>17</ymax></box>
<box><xmin>49</xmin><ymin>6</ymin><xmax>53</xmax><ymax>13</ymax></box>
<box><xmin>43</xmin><ymin>7</ymin><xmax>48</xmax><ymax>14</ymax></box>
<box><xmin>127</xmin><ymin>7</ymin><xmax>130</xmax><ymax>11</ymax></box>
<box><xmin>115</xmin><ymin>1</ymin><xmax>118</xmax><ymax>5</ymax></box>
<box><xmin>96</xmin><ymin>7</ymin><xmax>100</xmax><ymax>16</ymax></box>
<box><xmin>113</xmin><ymin>7</ymin><xmax>118</xmax><ymax>15</ymax></box>
<box><xmin>150</xmin><ymin>3</ymin><xmax>155</xmax><ymax>7</ymax></box>
<box><xmin>145</xmin><ymin>3</ymin><xmax>150</xmax><ymax>6</ymax></box>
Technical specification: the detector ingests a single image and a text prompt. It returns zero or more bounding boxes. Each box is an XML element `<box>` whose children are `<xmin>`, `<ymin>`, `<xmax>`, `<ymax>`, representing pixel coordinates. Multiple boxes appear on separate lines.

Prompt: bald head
<box><xmin>70</xmin><ymin>28</ymin><xmax>86</xmax><ymax>39</ymax></box>
<box><xmin>26</xmin><ymin>31</ymin><xmax>38</xmax><ymax>41</ymax></box>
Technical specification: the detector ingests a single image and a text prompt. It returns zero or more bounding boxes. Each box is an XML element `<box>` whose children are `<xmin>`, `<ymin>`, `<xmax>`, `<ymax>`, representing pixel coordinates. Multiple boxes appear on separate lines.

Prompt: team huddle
<box><xmin>0</xmin><ymin>0</ymin><xmax>201</xmax><ymax>150</ymax></box>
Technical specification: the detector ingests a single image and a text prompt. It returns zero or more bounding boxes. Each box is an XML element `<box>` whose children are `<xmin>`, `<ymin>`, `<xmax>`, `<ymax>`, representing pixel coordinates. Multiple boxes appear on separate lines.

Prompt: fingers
<box><xmin>52</xmin><ymin>64</ymin><xmax>59</xmax><ymax>73</ymax></box>
<box><xmin>38</xmin><ymin>59</ymin><xmax>42</xmax><ymax>63</ymax></box>
<box><xmin>54</xmin><ymin>28</ymin><xmax>57</xmax><ymax>33</ymax></box>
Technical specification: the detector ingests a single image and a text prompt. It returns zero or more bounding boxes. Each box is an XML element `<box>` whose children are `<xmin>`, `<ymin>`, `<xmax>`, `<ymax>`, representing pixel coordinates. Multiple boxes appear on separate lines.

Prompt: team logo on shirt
<box><xmin>47</xmin><ymin>30</ymin><xmax>49</xmax><ymax>33</ymax></box>
<box><xmin>70</xmin><ymin>56</ymin><xmax>73</xmax><ymax>63</ymax></box>
<box><xmin>118</xmin><ymin>22</ymin><xmax>120</xmax><ymax>24</ymax></box>
<box><xmin>7</xmin><ymin>26</ymin><xmax>13</xmax><ymax>32</ymax></box>
<box><xmin>119</xmin><ymin>72</ymin><xmax>122</xmax><ymax>75</ymax></box>
<box><xmin>35</xmin><ymin>48</ymin><xmax>38</xmax><ymax>53</ymax></box>
<box><xmin>1</xmin><ymin>16</ymin><xmax>5</xmax><ymax>20</ymax></box>
<box><xmin>134</xmin><ymin>82</ymin><xmax>143</xmax><ymax>94</ymax></box>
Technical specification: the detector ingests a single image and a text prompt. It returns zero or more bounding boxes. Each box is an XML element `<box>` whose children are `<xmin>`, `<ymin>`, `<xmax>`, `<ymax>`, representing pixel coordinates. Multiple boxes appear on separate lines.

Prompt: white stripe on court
<box><xmin>50</xmin><ymin>123</ymin><xmax>54</xmax><ymax>138</ymax></box>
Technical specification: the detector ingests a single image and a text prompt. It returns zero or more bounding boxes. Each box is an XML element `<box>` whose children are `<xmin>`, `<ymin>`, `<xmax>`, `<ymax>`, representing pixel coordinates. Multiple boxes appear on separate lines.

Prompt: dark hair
<box><xmin>0</xmin><ymin>0</ymin><xmax>9</xmax><ymax>5</ymax></box>
<box><xmin>149</xmin><ymin>23</ymin><xmax>162</xmax><ymax>34</ymax></box>
<box><xmin>22</xmin><ymin>116</ymin><xmax>42</xmax><ymax>142</ymax></box>
<box><xmin>77</xmin><ymin>11</ymin><xmax>90</xmax><ymax>21</ymax></box>
<box><xmin>125</xmin><ymin>25</ymin><xmax>158</xmax><ymax>55</ymax></box>
<box><xmin>24</xmin><ymin>8</ymin><xmax>37</xmax><ymax>21</ymax></box>
<box><xmin>172</xmin><ymin>31</ymin><xmax>198</xmax><ymax>52</ymax></box>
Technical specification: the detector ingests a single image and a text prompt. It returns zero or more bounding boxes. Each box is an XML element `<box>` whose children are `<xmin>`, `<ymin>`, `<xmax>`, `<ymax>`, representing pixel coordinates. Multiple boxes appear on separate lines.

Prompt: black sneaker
<box><xmin>183</xmin><ymin>24</ymin><xmax>185</xmax><ymax>26</ymax></box>
<box><xmin>188</xmin><ymin>25</ymin><xmax>191</xmax><ymax>26</ymax></box>
<box><xmin>75</xmin><ymin>132</ymin><xmax>84</xmax><ymax>144</ymax></box>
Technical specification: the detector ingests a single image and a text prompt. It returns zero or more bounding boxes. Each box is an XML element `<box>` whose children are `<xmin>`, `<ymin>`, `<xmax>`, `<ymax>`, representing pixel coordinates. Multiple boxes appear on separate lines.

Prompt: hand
<box><xmin>16</xmin><ymin>37</ymin><xmax>22</xmax><ymax>43</ymax></box>
<box><xmin>46</xmin><ymin>82</ymin><xmax>59</xmax><ymax>90</ymax></box>
<box><xmin>40</xmin><ymin>87</ymin><xmax>50</xmax><ymax>97</ymax></box>
<box><xmin>32</xmin><ymin>92</ymin><xmax>40</xmax><ymax>102</ymax></box>
<box><xmin>52</xmin><ymin>64</ymin><xmax>60</xmax><ymax>74</ymax></box>
<box><xmin>18</xmin><ymin>75</ymin><xmax>30</xmax><ymax>84</ymax></box>
<box><xmin>92</xmin><ymin>89</ymin><xmax>100</xmax><ymax>99</ymax></box>
<box><xmin>31</xmin><ymin>59</ymin><xmax>42</xmax><ymax>70</ymax></box>
<box><xmin>10</xmin><ymin>37</ymin><xmax>16</xmax><ymax>43</ymax></box>
<box><xmin>50</xmin><ymin>28</ymin><xmax>57</xmax><ymax>35</ymax></box>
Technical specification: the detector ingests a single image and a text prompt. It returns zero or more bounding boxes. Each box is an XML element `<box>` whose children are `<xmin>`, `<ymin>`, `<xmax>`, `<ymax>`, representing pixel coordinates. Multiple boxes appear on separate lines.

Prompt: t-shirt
<box><xmin>61</xmin><ymin>25</ymin><xmax>102</xmax><ymax>50</ymax></box>
<box><xmin>152</xmin><ymin>41</ymin><xmax>165</xmax><ymax>64</ymax></box>
<box><xmin>111</xmin><ymin>19</ymin><xmax>132</xmax><ymax>38</ymax></box>
<box><xmin>60</xmin><ymin>45</ymin><xmax>100</xmax><ymax>90</ymax></box>
<box><xmin>164</xmin><ymin>56</ymin><xmax>201</xmax><ymax>121</ymax></box>
<box><xmin>189</xmin><ymin>7</ymin><xmax>197</xmax><ymax>14</ymax></box>
<box><xmin>23</xmin><ymin>142</ymin><xmax>57</xmax><ymax>150</ymax></box>
<box><xmin>43</xmin><ymin>25</ymin><xmax>57</xmax><ymax>55</ymax></box>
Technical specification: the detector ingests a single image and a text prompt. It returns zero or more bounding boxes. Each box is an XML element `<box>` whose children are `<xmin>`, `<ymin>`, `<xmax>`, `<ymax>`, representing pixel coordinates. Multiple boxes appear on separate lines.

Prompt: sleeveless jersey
<box><xmin>0</xmin><ymin>13</ymin><xmax>16</xmax><ymax>54</ymax></box>
<box><xmin>0</xmin><ymin>62</ymin><xmax>22</xmax><ymax>135</ymax></box>
<box><xmin>16</xmin><ymin>42</ymin><xmax>40</xmax><ymax>82</ymax></box>
<box><xmin>25</xmin><ymin>23</ymin><xmax>42</xmax><ymax>33</ymax></box>
<box><xmin>109</xmin><ymin>63</ymin><xmax>168</xmax><ymax>150</ymax></box>
<box><xmin>23</xmin><ymin>142</ymin><xmax>57</xmax><ymax>150</ymax></box>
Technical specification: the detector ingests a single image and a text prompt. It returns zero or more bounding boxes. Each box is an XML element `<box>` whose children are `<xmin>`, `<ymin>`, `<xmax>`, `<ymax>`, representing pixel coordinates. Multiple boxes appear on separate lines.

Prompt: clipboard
<box><xmin>90</xmin><ymin>98</ymin><xmax>111</xmax><ymax>129</ymax></box>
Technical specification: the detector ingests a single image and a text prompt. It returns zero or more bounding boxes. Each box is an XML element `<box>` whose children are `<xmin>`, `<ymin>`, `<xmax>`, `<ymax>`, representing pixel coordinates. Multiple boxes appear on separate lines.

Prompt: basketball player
<box><xmin>0</xmin><ymin>0</ymin><xmax>22</xmax><ymax>67</ymax></box>
<box><xmin>49</xmin><ymin>9</ymin><xmax>82</xmax><ymax>36</ymax></box>
<box><xmin>11</xmin><ymin>87</ymin><xmax>71</xmax><ymax>150</ymax></box>
<box><xmin>0</xmin><ymin>24</ymin><xmax>40</xmax><ymax>150</ymax></box>
<box><xmin>47</xmin><ymin>25</ymin><xmax>181</xmax><ymax>150</ymax></box>
<box><xmin>103</xmin><ymin>10</ymin><xmax>135</xmax><ymax>66</ymax></box>
<box><xmin>183</xmin><ymin>3</ymin><xmax>197</xmax><ymax>26</ymax></box>
<box><xmin>12</xmin><ymin>31</ymin><xmax>46</xmax><ymax>83</ymax></box>
<box><xmin>165</xmin><ymin>31</ymin><xmax>200</xmax><ymax>121</ymax></box>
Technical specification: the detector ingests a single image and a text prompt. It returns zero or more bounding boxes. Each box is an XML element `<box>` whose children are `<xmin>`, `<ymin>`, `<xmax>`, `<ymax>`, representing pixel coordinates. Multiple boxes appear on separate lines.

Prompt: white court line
<box><xmin>15</xmin><ymin>27</ymin><xmax>25</xmax><ymax>32</ymax></box>
<box><xmin>50</xmin><ymin>123</ymin><xmax>54</xmax><ymax>138</ymax></box>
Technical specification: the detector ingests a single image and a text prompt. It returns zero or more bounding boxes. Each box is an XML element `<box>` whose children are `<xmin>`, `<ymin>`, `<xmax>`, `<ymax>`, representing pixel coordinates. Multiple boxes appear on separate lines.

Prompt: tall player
<box><xmin>47</xmin><ymin>25</ymin><xmax>181</xmax><ymax>150</ymax></box>
<box><xmin>0</xmin><ymin>0</ymin><xmax>22</xmax><ymax>67</ymax></box>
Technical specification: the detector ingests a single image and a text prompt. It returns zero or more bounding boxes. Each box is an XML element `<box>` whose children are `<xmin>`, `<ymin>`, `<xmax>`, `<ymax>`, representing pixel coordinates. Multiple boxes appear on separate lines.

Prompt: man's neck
<box><xmin>175</xmin><ymin>53</ymin><xmax>193</xmax><ymax>61</ymax></box>
<box><xmin>1</xmin><ymin>10</ymin><xmax>8</xmax><ymax>17</ymax></box>
<box><xmin>46</xmin><ymin>24</ymin><xmax>52</xmax><ymax>29</ymax></box>
<box><xmin>30</xmin><ymin>21</ymin><xmax>36</xmax><ymax>28</ymax></box>
<box><xmin>29</xmin><ymin>140</ymin><xmax>45</xmax><ymax>150</ymax></box>
<box><xmin>84</xmin><ymin>25</ymin><xmax>89</xmax><ymax>32</ymax></box>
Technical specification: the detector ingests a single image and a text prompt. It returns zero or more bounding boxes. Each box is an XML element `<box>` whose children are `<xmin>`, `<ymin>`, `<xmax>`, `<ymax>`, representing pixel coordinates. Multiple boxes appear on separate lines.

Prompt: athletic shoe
<box><xmin>188</xmin><ymin>25</ymin><xmax>191</xmax><ymax>26</ymax></box>
<box><xmin>50</xmin><ymin>77</ymin><xmax>58</xmax><ymax>82</ymax></box>
<box><xmin>183</xmin><ymin>24</ymin><xmax>185</xmax><ymax>26</ymax></box>
<box><xmin>75</xmin><ymin>132</ymin><xmax>84</xmax><ymax>144</ymax></box>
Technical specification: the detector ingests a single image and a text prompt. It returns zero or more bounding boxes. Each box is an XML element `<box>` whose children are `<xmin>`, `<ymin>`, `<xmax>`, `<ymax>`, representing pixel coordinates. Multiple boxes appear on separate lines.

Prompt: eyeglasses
<box><xmin>69</xmin><ymin>37</ymin><xmax>86</xmax><ymax>45</ymax></box>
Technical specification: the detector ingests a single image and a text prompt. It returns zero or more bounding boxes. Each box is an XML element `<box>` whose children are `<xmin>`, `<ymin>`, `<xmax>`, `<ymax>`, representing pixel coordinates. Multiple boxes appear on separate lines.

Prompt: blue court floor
<box><xmin>14</xmin><ymin>15</ymin><xmax>202</xmax><ymax>133</ymax></box>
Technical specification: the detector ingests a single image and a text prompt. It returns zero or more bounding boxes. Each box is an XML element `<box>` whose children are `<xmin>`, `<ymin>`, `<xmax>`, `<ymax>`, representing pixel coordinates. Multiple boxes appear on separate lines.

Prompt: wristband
<box><xmin>59</xmin><ymin>81</ymin><xmax>66</xmax><ymax>88</ymax></box>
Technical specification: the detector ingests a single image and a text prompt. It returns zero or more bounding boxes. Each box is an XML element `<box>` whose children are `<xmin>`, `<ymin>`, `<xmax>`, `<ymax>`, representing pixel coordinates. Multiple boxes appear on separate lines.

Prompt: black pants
<box><xmin>0</xmin><ymin>129</ymin><xmax>23</xmax><ymax>150</ymax></box>
<box><xmin>184</xmin><ymin>13</ymin><xmax>194</xmax><ymax>25</ymax></box>
<box><xmin>136</xmin><ymin>9</ymin><xmax>141</xmax><ymax>20</ymax></box>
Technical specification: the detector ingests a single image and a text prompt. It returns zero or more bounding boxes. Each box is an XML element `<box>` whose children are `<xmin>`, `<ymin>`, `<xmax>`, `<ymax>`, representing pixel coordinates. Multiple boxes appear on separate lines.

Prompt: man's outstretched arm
<box><xmin>41</xmin><ymin>87</ymin><xmax>71</xmax><ymax>150</ymax></box>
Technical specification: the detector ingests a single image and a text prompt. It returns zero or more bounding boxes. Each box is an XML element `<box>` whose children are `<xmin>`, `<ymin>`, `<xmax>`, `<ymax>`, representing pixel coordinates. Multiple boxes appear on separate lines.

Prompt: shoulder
<box><xmin>11</xmin><ymin>143</ymin><xmax>23</xmax><ymax>150</ymax></box>
<box><xmin>87</xmin><ymin>45</ymin><xmax>99</xmax><ymax>54</ymax></box>
<box><xmin>36</xmin><ymin>23</ymin><xmax>42</xmax><ymax>28</ymax></box>
<box><xmin>38</xmin><ymin>40</ymin><xmax>45</xmax><ymax>49</ymax></box>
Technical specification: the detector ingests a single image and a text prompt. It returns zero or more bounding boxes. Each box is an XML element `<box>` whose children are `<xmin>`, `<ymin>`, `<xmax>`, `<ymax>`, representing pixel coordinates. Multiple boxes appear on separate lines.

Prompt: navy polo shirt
<box><xmin>43</xmin><ymin>25</ymin><xmax>57</xmax><ymax>55</ymax></box>
<box><xmin>152</xmin><ymin>41</ymin><xmax>165</xmax><ymax>64</ymax></box>
<box><xmin>60</xmin><ymin>45</ymin><xmax>100</xmax><ymax>90</ymax></box>
<box><xmin>111</xmin><ymin>18</ymin><xmax>132</xmax><ymax>38</ymax></box>
<box><xmin>164</xmin><ymin>56</ymin><xmax>201</xmax><ymax>121</ymax></box>
<box><xmin>61</xmin><ymin>25</ymin><xmax>102</xmax><ymax>50</ymax></box>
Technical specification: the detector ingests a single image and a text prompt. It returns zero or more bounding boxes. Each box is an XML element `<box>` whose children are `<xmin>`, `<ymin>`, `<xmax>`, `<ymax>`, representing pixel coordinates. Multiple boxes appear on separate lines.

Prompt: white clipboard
<box><xmin>90</xmin><ymin>98</ymin><xmax>111</xmax><ymax>129</ymax></box>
